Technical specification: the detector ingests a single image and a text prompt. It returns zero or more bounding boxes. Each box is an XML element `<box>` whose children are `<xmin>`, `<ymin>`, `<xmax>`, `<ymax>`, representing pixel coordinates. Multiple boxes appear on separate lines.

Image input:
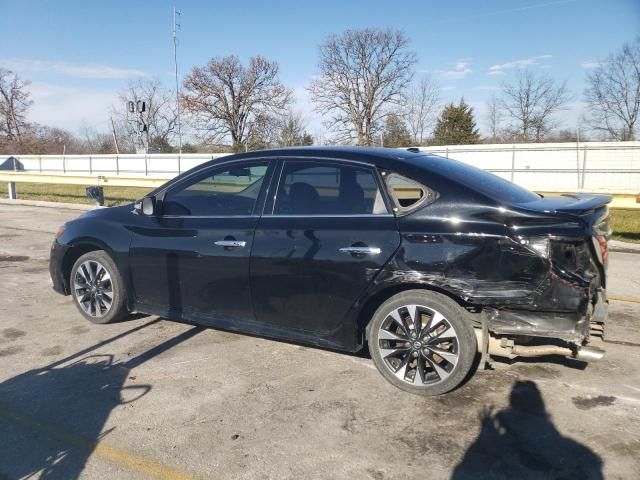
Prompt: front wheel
<box><xmin>70</xmin><ymin>250</ymin><xmax>127</xmax><ymax>324</ymax></box>
<box><xmin>368</xmin><ymin>290</ymin><xmax>477</xmax><ymax>396</ymax></box>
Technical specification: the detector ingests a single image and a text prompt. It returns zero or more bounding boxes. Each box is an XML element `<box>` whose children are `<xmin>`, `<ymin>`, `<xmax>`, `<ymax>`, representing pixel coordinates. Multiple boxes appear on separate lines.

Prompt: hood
<box><xmin>79</xmin><ymin>203</ymin><xmax>134</xmax><ymax>219</ymax></box>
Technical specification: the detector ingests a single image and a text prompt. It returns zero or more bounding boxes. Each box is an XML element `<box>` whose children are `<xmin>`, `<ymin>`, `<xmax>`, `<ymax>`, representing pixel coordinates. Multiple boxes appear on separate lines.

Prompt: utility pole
<box><xmin>173</xmin><ymin>7</ymin><xmax>183</xmax><ymax>154</ymax></box>
<box><xmin>110</xmin><ymin>116</ymin><xmax>120</xmax><ymax>154</ymax></box>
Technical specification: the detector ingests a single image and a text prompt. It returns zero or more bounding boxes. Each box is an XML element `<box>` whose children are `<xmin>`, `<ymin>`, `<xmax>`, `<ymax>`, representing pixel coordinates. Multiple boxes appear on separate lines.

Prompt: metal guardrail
<box><xmin>0</xmin><ymin>172</ymin><xmax>165</xmax><ymax>188</ymax></box>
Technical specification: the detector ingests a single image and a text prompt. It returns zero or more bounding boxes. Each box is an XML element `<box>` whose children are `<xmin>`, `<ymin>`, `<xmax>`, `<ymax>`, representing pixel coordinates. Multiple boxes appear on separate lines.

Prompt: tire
<box><xmin>368</xmin><ymin>290</ymin><xmax>477</xmax><ymax>396</ymax></box>
<box><xmin>70</xmin><ymin>250</ymin><xmax>127</xmax><ymax>324</ymax></box>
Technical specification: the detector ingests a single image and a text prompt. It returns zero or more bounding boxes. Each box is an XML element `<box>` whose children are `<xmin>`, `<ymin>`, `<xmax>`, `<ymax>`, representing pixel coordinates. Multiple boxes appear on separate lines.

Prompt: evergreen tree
<box><xmin>432</xmin><ymin>98</ymin><xmax>480</xmax><ymax>145</ymax></box>
<box><xmin>382</xmin><ymin>113</ymin><xmax>412</xmax><ymax>147</ymax></box>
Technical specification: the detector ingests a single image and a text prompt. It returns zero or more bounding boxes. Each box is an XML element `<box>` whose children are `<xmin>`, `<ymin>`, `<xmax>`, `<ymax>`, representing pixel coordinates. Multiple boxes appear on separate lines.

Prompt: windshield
<box><xmin>424</xmin><ymin>156</ymin><xmax>541</xmax><ymax>204</ymax></box>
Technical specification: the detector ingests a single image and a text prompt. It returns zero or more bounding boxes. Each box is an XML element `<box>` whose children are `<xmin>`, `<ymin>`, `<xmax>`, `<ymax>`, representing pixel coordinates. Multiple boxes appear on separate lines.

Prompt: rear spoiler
<box><xmin>554</xmin><ymin>193</ymin><xmax>613</xmax><ymax>214</ymax></box>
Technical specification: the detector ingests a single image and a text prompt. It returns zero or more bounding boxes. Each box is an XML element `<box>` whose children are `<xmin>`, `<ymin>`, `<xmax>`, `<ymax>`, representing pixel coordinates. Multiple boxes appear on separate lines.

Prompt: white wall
<box><xmin>5</xmin><ymin>141</ymin><xmax>640</xmax><ymax>193</ymax></box>
<box><xmin>418</xmin><ymin>142</ymin><xmax>640</xmax><ymax>193</ymax></box>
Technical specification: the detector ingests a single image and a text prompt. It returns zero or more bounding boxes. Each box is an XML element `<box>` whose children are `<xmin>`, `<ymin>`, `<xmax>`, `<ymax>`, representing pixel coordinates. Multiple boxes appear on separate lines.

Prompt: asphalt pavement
<box><xmin>0</xmin><ymin>202</ymin><xmax>638</xmax><ymax>480</ymax></box>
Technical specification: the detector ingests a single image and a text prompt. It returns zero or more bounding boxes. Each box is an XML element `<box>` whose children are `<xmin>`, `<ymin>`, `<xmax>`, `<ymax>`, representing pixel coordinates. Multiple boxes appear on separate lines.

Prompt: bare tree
<box><xmin>485</xmin><ymin>94</ymin><xmax>503</xmax><ymax>142</ymax></box>
<box><xmin>0</xmin><ymin>68</ymin><xmax>32</xmax><ymax>143</ymax></box>
<box><xmin>112</xmin><ymin>78</ymin><xmax>179</xmax><ymax>152</ymax></box>
<box><xmin>277</xmin><ymin>110</ymin><xmax>313</xmax><ymax>147</ymax></box>
<box><xmin>182</xmin><ymin>55</ymin><xmax>292</xmax><ymax>151</ymax></box>
<box><xmin>403</xmin><ymin>74</ymin><xmax>440</xmax><ymax>145</ymax></box>
<box><xmin>79</xmin><ymin>126</ymin><xmax>118</xmax><ymax>154</ymax></box>
<box><xmin>584</xmin><ymin>37</ymin><xmax>640</xmax><ymax>141</ymax></box>
<box><xmin>499</xmin><ymin>69</ymin><xmax>571</xmax><ymax>142</ymax></box>
<box><xmin>308</xmin><ymin>28</ymin><xmax>417</xmax><ymax>146</ymax></box>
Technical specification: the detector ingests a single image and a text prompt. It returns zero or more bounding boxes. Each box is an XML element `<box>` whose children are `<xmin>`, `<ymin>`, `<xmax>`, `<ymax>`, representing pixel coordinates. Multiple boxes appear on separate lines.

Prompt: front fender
<box><xmin>53</xmin><ymin>208</ymin><xmax>135</xmax><ymax>297</ymax></box>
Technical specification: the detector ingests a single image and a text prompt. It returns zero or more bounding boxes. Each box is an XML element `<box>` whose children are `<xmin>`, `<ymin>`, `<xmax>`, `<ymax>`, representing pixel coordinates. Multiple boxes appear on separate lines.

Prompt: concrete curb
<box><xmin>609</xmin><ymin>240</ymin><xmax>640</xmax><ymax>254</ymax></box>
<box><xmin>0</xmin><ymin>198</ymin><xmax>97</xmax><ymax>211</ymax></box>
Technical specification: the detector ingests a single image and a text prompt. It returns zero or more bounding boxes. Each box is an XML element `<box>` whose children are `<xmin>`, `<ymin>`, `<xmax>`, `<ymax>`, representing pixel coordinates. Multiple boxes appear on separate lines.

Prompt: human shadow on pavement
<box><xmin>0</xmin><ymin>319</ymin><xmax>203</xmax><ymax>479</ymax></box>
<box><xmin>451</xmin><ymin>380</ymin><xmax>603</xmax><ymax>480</ymax></box>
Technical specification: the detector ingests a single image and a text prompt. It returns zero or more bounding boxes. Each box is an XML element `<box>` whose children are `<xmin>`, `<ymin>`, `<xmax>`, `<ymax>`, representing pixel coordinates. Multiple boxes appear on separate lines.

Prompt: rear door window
<box><xmin>274</xmin><ymin>161</ymin><xmax>388</xmax><ymax>215</ymax></box>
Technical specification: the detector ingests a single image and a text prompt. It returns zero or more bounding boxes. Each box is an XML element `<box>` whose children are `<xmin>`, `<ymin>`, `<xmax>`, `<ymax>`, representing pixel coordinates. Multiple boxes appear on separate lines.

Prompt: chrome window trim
<box><xmin>261</xmin><ymin>214</ymin><xmax>394</xmax><ymax>218</ymax></box>
<box><xmin>158</xmin><ymin>214</ymin><xmax>259</xmax><ymax>219</ymax></box>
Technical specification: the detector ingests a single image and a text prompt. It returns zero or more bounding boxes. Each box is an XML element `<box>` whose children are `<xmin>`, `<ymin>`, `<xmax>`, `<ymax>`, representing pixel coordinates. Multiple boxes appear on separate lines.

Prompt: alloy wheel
<box><xmin>73</xmin><ymin>260</ymin><xmax>113</xmax><ymax>318</ymax></box>
<box><xmin>377</xmin><ymin>304</ymin><xmax>460</xmax><ymax>386</ymax></box>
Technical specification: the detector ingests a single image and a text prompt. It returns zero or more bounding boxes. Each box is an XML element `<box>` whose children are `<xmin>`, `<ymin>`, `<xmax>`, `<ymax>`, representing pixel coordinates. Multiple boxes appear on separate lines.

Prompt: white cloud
<box><xmin>487</xmin><ymin>54</ymin><xmax>552</xmax><ymax>75</ymax></box>
<box><xmin>0</xmin><ymin>59</ymin><xmax>148</xmax><ymax>79</ymax></box>
<box><xmin>580</xmin><ymin>60</ymin><xmax>604</xmax><ymax>69</ymax></box>
<box><xmin>28</xmin><ymin>82</ymin><xmax>118</xmax><ymax>132</ymax></box>
<box><xmin>437</xmin><ymin>58</ymin><xmax>473</xmax><ymax>80</ymax></box>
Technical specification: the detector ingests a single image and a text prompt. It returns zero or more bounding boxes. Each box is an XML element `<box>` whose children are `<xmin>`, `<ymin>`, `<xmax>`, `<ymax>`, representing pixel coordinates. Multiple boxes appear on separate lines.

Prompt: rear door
<box><xmin>250</xmin><ymin>159</ymin><xmax>401</xmax><ymax>347</ymax></box>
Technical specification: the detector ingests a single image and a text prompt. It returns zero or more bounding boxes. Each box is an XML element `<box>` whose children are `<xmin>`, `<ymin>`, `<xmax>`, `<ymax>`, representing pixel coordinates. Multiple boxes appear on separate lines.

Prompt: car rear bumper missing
<box><xmin>485</xmin><ymin>282</ymin><xmax>608</xmax><ymax>344</ymax></box>
<box><xmin>474</xmin><ymin>289</ymin><xmax>608</xmax><ymax>363</ymax></box>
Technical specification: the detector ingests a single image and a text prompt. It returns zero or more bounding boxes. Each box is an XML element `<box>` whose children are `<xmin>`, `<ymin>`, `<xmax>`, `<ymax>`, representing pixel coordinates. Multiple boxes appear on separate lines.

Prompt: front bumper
<box><xmin>49</xmin><ymin>240</ymin><xmax>70</xmax><ymax>295</ymax></box>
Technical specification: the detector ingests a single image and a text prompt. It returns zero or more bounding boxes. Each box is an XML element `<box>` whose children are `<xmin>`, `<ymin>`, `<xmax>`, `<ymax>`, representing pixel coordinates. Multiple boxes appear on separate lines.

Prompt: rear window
<box><xmin>426</xmin><ymin>156</ymin><xmax>540</xmax><ymax>204</ymax></box>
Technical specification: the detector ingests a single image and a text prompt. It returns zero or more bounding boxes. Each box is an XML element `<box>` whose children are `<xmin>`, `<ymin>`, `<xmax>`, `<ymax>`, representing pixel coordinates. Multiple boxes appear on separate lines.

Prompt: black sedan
<box><xmin>50</xmin><ymin>147</ymin><xmax>611</xmax><ymax>395</ymax></box>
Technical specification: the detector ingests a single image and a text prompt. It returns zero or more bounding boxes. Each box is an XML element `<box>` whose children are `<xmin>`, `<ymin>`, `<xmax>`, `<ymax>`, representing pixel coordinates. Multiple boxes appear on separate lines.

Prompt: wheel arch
<box><xmin>61</xmin><ymin>239</ymin><xmax>114</xmax><ymax>294</ymax></box>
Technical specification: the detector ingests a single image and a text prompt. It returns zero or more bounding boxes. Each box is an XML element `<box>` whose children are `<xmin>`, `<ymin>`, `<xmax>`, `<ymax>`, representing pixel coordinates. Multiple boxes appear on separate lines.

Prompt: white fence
<box><xmin>2</xmin><ymin>153</ymin><xmax>229</xmax><ymax>179</ymax></box>
<box><xmin>3</xmin><ymin>141</ymin><xmax>640</xmax><ymax>193</ymax></box>
<box><xmin>419</xmin><ymin>142</ymin><xmax>640</xmax><ymax>194</ymax></box>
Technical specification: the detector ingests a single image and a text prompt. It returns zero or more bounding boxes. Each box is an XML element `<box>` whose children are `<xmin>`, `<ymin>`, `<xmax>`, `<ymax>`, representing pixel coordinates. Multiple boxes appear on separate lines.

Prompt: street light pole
<box><xmin>173</xmin><ymin>7</ymin><xmax>183</xmax><ymax>154</ymax></box>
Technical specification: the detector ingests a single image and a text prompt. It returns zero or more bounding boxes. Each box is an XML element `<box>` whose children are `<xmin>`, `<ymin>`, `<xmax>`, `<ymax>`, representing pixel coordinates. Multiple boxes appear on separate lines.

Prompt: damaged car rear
<box><xmin>366</xmin><ymin>152</ymin><xmax>611</xmax><ymax>395</ymax></box>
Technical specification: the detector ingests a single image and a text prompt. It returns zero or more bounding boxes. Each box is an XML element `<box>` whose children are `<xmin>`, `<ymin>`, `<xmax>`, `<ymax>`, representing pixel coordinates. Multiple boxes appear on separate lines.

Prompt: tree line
<box><xmin>1</xmin><ymin>29</ymin><xmax>638</xmax><ymax>155</ymax></box>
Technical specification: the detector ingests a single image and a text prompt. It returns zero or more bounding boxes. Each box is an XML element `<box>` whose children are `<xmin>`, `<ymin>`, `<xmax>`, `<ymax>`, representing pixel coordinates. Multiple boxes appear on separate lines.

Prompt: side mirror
<box><xmin>135</xmin><ymin>196</ymin><xmax>156</xmax><ymax>216</ymax></box>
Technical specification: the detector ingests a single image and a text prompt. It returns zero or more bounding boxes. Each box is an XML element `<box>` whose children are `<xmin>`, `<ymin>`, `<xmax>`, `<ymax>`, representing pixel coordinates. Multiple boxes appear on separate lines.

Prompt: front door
<box><xmin>129</xmin><ymin>160</ymin><xmax>272</xmax><ymax>322</ymax></box>
<box><xmin>250</xmin><ymin>159</ymin><xmax>401</xmax><ymax>348</ymax></box>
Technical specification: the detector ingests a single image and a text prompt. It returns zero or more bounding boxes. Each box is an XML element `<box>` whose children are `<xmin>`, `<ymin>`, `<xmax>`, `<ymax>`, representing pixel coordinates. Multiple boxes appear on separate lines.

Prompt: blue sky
<box><xmin>0</xmin><ymin>0</ymin><xmax>638</xmax><ymax>138</ymax></box>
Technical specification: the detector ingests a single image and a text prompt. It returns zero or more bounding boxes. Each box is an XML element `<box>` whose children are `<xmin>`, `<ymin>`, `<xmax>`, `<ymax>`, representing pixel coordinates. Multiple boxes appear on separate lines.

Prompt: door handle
<box><xmin>339</xmin><ymin>246</ymin><xmax>381</xmax><ymax>256</ymax></box>
<box><xmin>214</xmin><ymin>240</ymin><xmax>247</xmax><ymax>248</ymax></box>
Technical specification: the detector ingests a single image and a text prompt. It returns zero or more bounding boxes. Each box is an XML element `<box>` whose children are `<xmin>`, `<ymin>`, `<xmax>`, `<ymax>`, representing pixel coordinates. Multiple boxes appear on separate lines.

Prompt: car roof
<box><xmin>226</xmin><ymin>146</ymin><xmax>429</xmax><ymax>169</ymax></box>
<box><xmin>153</xmin><ymin>146</ymin><xmax>441</xmax><ymax>197</ymax></box>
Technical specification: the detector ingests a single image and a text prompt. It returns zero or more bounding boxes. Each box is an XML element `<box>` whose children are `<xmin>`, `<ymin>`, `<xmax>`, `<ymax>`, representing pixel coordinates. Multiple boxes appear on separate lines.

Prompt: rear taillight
<box><xmin>518</xmin><ymin>237</ymin><xmax>550</xmax><ymax>258</ymax></box>
<box><xmin>594</xmin><ymin>235</ymin><xmax>608</xmax><ymax>266</ymax></box>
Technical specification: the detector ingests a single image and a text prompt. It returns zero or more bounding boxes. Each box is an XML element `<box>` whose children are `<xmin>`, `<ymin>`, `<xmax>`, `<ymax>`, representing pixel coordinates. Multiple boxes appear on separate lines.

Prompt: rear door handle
<box><xmin>339</xmin><ymin>246</ymin><xmax>381</xmax><ymax>256</ymax></box>
<box><xmin>214</xmin><ymin>240</ymin><xmax>246</xmax><ymax>248</ymax></box>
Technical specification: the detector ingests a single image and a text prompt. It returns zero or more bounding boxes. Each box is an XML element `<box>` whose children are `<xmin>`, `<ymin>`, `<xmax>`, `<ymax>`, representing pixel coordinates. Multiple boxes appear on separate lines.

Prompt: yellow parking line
<box><xmin>0</xmin><ymin>402</ymin><xmax>199</xmax><ymax>480</ymax></box>
<box><xmin>609</xmin><ymin>295</ymin><xmax>640</xmax><ymax>304</ymax></box>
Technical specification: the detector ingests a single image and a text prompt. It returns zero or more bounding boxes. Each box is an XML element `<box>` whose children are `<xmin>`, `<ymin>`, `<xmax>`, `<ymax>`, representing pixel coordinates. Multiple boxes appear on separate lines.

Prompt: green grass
<box><xmin>0</xmin><ymin>182</ymin><xmax>153</xmax><ymax>207</ymax></box>
<box><xmin>2</xmin><ymin>183</ymin><xmax>639</xmax><ymax>243</ymax></box>
<box><xmin>610</xmin><ymin>209</ymin><xmax>640</xmax><ymax>244</ymax></box>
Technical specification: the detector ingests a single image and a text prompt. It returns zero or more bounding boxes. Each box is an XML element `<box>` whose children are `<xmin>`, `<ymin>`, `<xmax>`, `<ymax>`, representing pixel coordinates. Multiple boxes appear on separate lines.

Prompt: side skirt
<box><xmin>130</xmin><ymin>302</ymin><xmax>360</xmax><ymax>353</ymax></box>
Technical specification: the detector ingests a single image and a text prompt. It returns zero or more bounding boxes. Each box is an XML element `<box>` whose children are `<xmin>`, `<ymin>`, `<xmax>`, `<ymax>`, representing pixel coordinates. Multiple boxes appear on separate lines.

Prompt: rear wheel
<box><xmin>70</xmin><ymin>250</ymin><xmax>127</xmax><ymax>324</ymax></box>
<box><xmin>368</xmin><ymin>290</ymin><xmax>477</xmax><ymax>396</ymax></box>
